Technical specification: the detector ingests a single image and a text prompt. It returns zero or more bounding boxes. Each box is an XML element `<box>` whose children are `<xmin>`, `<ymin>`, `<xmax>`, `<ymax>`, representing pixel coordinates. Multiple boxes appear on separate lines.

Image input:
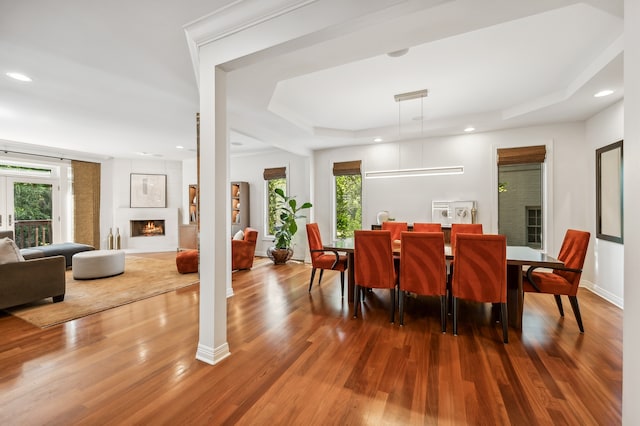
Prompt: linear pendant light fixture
<box><xmin>365</xmin><ymin>165</ymin><xmax>464</xmax><ymax>179</ymax></box>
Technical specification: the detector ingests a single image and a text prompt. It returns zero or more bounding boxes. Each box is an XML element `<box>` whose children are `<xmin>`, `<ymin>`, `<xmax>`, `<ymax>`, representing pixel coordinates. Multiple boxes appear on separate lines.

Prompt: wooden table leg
<box><xmin>347</xmin><ymin>252</ymin><xmax>355</xmax><ymax>304</ymax></box>
<box><xmin>506</xmin><ymin>264</ymin><xmax>524</xmax><ymax>329</ymax></box>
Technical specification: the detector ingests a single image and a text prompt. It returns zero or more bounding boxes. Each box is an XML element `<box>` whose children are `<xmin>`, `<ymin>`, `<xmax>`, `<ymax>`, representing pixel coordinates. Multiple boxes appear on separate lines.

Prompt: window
<box><xmin>497</xmin><ymin>145</ymin><xmax>545</xmax><ymax>248</ymax></box>
<box><xmin>263</xmin><ymin>167</ymin><xmax>287</xmax><ymax>236</ymax></box>
<box><xmin>333</xmin><ymin>161</ymin><xmax>362</xmax><ymax>239</ymax></box>
<box><xmin>526</xmin><ymin>206</ymin><xmax>542</xmax><ymax>248</ymax></box>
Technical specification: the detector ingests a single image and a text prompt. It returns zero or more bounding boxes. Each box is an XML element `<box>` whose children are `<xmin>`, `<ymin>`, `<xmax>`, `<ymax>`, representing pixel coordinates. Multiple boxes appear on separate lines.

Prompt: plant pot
<box><xmin>267</xmin><ymin>247</ymin><xmax>294</xmax><ymax>264</ymax></box>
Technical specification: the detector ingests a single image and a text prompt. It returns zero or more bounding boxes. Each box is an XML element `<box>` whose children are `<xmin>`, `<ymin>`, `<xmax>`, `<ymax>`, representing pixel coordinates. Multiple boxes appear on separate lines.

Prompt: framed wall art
<box><xmin>596</xmin><ymin>140</ymin><xmax>623</xmax><ymax>243</ymax></box>
<box><xmin>130</xmin><ymin>173</ymin><xmax>167</xmax><ymax>208</ymax></box>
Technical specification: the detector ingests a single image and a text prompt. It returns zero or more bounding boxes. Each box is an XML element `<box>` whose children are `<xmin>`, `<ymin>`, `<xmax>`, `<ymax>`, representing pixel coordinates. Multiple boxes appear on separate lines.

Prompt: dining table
<box><xmin>323</xmin><ymin>238</ymin><xmax>564</xmax><ymax>329</ymax></box>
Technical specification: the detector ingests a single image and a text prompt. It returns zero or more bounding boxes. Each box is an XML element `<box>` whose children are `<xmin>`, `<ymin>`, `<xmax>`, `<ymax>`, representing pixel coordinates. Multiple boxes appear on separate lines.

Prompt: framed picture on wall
<box><xmin>130</xmin><ymin>173</ymin><xmax>167</xmax><ymax>208</ymax></box>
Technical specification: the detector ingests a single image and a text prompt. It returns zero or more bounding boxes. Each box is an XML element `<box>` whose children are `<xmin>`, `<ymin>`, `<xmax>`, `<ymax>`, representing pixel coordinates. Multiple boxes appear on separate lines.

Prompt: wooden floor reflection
<box><xmin>0</xmin><ymin>253</ymin><xmax>622</xmax><ymax>424</ymax></box>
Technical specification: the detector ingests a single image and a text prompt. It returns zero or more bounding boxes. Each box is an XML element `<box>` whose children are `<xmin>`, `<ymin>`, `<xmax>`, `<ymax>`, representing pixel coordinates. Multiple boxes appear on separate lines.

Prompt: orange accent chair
<box><xmin>412</xmin><ymin>223</ymin><xmax>442</xmax><ymax>232</ymax></box>
<box><xmin>353</xmin><ymin>230</ymin><xmax>397</xmax><ymax>322</ymax></box>
<box><xmin>523</xmin><ymin>229</ymin><xmax>590</xmax><ymax>332</ymax></box>
<box><xmin>231</xmin><ymin>227</ymin><xmax>258</xmax><ymax>270</ymax></box>
<box><xmin>381</xmin><ymin>221</ymin><xmax>408</xmax><ymax>242</ymax></box>
<box><xmin>176</xmin><ymin>249</ymin><xmax>199</xmax><ymax>274</ymax></box>
<box><xmin>399</xmin><ymin>231</ymin><xmax>448</xmax><ymax>332</ymax></box>
<box><xmin>306</xmin><ymin>223</ymin><xmax>348</xmax><ymax>297</ymax></box>
<box><xmin>451</xmin><ymin>233</ymin><xmax>508</xmax><ymax>343</ymax></box>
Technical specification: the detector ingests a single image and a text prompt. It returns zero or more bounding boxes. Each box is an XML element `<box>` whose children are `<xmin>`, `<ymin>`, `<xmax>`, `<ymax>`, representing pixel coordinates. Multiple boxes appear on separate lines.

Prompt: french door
<box><xmin>0</xmin><ymin>176</ymin><xmax>60</xmax><ymax>248</ymax></box>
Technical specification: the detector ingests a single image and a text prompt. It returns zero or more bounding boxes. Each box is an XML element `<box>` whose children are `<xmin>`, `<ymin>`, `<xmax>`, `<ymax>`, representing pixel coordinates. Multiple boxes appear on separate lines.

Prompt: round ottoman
<box><xmin>72</xmin><ymin>250</ymin><xmax>125</xmax><ymax>279</ymax></box>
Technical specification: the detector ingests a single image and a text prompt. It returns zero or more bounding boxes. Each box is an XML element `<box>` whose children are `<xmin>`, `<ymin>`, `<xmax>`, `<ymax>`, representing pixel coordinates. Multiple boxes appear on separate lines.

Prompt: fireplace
<box><xmin>131</xmin><ymin>220</ymin><xmax>166</xmax><ymax>237</ymax></box>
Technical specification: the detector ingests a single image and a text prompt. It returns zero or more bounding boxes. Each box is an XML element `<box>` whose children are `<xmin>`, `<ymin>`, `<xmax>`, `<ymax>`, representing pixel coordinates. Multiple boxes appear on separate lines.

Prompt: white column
<box><xmin>196</xmin><ymin>64</ymin><xmax>230</xmax><ymax>365</ymax></box>
<box><xmin>624</xmin><ymin>0</ymin><xmax>640</xmax><ymax>422</ymax></box>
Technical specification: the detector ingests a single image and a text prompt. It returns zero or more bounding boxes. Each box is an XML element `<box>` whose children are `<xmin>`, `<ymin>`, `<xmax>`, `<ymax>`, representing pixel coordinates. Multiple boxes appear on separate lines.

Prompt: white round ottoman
<box><xmin>72</xmin><ymin>250</ymin><xmax>125</xmax><ymax>279</ymax></box>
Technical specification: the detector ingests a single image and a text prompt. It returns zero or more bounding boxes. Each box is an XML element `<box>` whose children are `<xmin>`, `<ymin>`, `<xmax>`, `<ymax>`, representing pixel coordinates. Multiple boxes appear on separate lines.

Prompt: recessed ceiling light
<box><xmin>464</xmin><ymin>127</ymin><xmax>475</xmax><ymax>132</ymax></box>
<box><xmin>374</xmin><ymin>137</ymin><xmax>383</xmax><ymax>142</ymax></box>
<box><xmin>176</xmin><ymin>145</ymin><xmax>184</xmax><ymax>149</ymax></box>
<box><xmin>6</xmin><ymin>72</ymin><xmax>32</xmax><ymax>82</ymax></box>
<box><xmin>594</xmin><ymin>90</ymin><xmax>614</xmax><ymax>98</ymax></box>
<box><xmin>231</xmin><ymin>142</ymin><xmax>243</xmax><ymax>146</ymax></box>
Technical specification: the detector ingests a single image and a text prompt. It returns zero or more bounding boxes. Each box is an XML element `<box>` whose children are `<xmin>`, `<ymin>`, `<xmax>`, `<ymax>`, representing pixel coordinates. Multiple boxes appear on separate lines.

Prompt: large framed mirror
<box><xmin>596</xmin><ymin>140</ymin><xmax>623</xmax><ymax>243</ymax></box>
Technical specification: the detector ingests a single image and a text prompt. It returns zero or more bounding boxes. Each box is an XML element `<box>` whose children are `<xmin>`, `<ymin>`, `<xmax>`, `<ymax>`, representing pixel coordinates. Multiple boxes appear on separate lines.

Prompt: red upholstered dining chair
<box><xmin>450</xmin><ymin>223</ymin><xmax>483</xmax><ymax>253</ymax></box>
<box><xmin>381</xmin><ymin>221</ymin><xmax>408</xmax><ymax>242</ymax></box>
<box><xmin>353</xmin><ymin>230</ymin><xmax>397</xmax><ymax>322</ymax></box>
<box><xmin>306</xmin><ymin>223</ymin><xmax>348</xmax><ymax>297</ymax></box>
<box><xmin>448</xmin><ymin>223</ymin><xmax>483</xmax><ymax>284</ymax></box>
<box><xmin>231</xmin><ymin>227</ymin><xmax>258</xmax><ymax>270</ymax></box>
<box><xmin>523</xmin><ymin>229</ymin><xmax>590</xmax><ymax>332</ymax></box>
<box><xmin>451</xmin><ymin>233</ymin><xmax>508</xmax><ymax>343</ymax></box>
<box><xmin>412</xmin><ymin>223</ymin><xmax>442</xmax><ymax>232</ymax></box>
<box><xmin>399</xmin><ymin>231</ymin><xmax>448</xmax><ymax>332</ymax></box>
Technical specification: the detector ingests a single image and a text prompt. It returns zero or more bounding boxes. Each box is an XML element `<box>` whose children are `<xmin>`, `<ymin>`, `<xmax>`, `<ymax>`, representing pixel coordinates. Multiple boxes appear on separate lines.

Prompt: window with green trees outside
<box><xmin>335</xmin><ymin>174</ymin><xmax>361</xmax><ymax>239</ymax></box>
<box><xmin>267</xmin><ymin>177</ymin><xmax>287</xmax><ymax>236</ymax></box>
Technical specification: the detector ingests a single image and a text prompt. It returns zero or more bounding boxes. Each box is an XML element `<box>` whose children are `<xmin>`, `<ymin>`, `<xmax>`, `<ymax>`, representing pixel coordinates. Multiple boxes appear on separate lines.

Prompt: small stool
<box><xmin>72</xmin><ymin>250</ymin><xmax>125</xmax><ymax>279</ymax></box>
<box><xmin>176</xmin><ymin>249</ymin><xmax>198</xmax><ymax>274</ymax></box>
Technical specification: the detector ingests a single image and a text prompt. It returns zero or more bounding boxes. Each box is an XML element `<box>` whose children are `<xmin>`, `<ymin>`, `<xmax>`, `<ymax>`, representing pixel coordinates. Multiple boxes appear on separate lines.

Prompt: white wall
<box><xmin>100</xmin><ymin>158</ymin><xmax>183</xmax><ymax>251</ymax></box>
<box><xmin>585</xmin><ymin>100</ymin><xmax>624</xmax><ymax>307</ymax></box>
<box><xmin>313</xmin><ymin>122</ymin><xmax>593</xmax><ymax>280</ymax></box>
<box><xmin>230</xmin><ymin>149</ymin><xmax>311</xmax><ymax>260</ymax></box>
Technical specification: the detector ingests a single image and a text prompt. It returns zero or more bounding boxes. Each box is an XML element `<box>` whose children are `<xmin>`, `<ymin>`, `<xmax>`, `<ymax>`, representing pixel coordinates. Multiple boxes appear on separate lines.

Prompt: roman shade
<box><xmin>497</xmin><ymin>145</ymin><xmax>546</xmax><ymax>166</ymax></box>
<box><xmin>263</xmin><ymin>167</ymin><xmax>286</xmax><ymax>180</ymax></box>
<box><xmin>332</xmin><ymin>160</ymin><xmax>362</xmax><ymax>176</ymax></box>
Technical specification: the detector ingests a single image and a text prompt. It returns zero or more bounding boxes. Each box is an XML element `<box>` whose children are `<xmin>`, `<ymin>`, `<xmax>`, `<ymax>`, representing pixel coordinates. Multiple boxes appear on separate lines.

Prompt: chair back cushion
<box><xmin>354</xmin><ymin>230</ymin><xmax>395</xmax><ymax>289</ymax></box>
<box><xmin>306</xmin><ymin>223</ymin><xmax>323</xmax><ymax>262</ymax></box>
<box><xmin>452</xmin><ymin>233</ymin><xmax>506</xmax><ymax>303</ymax></box>
<box><xmin>450</xmin><ymin>223</ymin><xmax>483</xmax><ymax>253</ymax></box>
<box><xmin>400</xmin><ymin>231</ymin><xmax>446</xmax><ymax>295</ymax></box>
<box><xmin>412</xmin><ymin>223</ymin><xmax>442</xmax><ymax>232</ymax></box>
<box><xmin>381</xmin><ymin>221</ymin><xmax>408</xmax><ymax>241</ymax></box>
<box><xmin>554</xmin><ymin>229</ymin><xmax>590</xmax><ymax>287</ymax></box>
<box><xmin>244</xmin><ymin>228</ymin><xmax>258</xmax><ymax>243</ymax></box>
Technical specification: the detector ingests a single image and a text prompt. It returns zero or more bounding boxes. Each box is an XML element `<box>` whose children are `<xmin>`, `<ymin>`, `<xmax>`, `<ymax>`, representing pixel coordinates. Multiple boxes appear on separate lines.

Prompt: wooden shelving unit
<box><xmin>231</xmin><ymin>182</ymin><xmax>250</xmax><ymax>235</ymax></box>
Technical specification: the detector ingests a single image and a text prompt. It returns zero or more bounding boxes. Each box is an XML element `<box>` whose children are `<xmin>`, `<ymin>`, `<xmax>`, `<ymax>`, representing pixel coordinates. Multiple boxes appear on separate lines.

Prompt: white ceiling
<box><xmin>0</xmin><ymin>1</ymin><xmax>624</xmax><ymax>162</ymax></box>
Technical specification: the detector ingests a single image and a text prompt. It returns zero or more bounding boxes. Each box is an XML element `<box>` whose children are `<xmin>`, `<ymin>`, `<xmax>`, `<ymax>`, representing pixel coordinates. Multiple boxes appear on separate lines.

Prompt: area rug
<box><xmin>4</xmin><ymin>255</ymin><xmax>199</xmax><ymax>328</ymax></box>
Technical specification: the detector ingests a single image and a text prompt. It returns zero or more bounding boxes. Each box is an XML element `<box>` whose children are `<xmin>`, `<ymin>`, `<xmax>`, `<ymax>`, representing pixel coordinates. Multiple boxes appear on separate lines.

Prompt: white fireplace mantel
<box><xmin>115</xmin><ymin>208</ymin><xmax>179</xmax><ymax>253</ymax></box>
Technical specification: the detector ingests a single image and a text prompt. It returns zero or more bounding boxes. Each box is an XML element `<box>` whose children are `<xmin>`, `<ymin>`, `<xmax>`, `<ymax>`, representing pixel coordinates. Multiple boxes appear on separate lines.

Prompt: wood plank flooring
<box><xmin>0</xmin><ymin>253</ymin><xmax>622</xmax><ymax>425</ymax></box>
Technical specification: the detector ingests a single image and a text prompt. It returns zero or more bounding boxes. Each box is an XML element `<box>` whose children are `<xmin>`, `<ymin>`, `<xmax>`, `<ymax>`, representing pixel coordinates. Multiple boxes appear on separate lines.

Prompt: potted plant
<box><xmin>267</xmin><ymin>188</ymin><xmax>312</xmax><ymax>264</ymax></box>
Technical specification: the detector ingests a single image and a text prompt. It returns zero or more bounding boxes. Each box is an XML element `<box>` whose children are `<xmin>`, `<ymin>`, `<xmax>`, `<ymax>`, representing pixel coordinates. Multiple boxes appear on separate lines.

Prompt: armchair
<box><xmin>231</xmin><ymin>227</ymin><xmax>258</xmax><ymax>270</ymax></box>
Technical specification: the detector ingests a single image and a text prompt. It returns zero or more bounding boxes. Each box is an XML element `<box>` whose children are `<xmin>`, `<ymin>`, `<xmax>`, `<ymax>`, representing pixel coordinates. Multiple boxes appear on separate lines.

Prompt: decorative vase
<box><xmin>115</xmin><ymin>227</ymin><xmax>121</xmax><ymax>250</ymax></box>
<box><xmin>107</xmin><ymin>228</ymin><xmax>114</xmax><ymax>250</ymax></box>
<box><xmin>376</xmin><ymin>210</ymin><xmax>390</xmax><ymax>225</ymax></box>
<box><xmin>267</xmin><ymin>247</ymin><xmax>294</xmax><ymax>264</ymax></box>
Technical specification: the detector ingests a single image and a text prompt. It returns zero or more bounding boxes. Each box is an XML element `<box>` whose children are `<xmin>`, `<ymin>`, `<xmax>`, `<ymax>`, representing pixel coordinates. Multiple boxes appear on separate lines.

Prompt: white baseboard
<box><xmin>196</xmin><ymin>342</ymin><xmax>231</xmax><ymax>365</ymax></box>
<box><xmin>580</xmin><ymin>279</ymin><xmax>623</xmax><ymax>309</ymax></box>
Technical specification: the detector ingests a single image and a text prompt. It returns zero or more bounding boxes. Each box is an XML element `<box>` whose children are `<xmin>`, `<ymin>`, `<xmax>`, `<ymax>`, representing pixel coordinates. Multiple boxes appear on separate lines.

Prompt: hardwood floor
<box><xmin>0</xmin><ymin>254</ymin><xmax>622</xmax><ymax>425</ymax></box>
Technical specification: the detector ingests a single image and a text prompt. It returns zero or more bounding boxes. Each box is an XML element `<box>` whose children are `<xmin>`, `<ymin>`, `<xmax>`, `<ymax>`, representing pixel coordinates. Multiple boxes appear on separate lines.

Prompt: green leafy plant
<box><xmin>273</xmin><ymin>188</ymin><xmax>312</xmax><ymax>249</ymax></box>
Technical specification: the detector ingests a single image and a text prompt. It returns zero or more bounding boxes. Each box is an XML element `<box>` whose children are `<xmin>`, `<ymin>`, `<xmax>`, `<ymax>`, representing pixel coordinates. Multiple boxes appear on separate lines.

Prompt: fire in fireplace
<box><xmin>131</xmin><ymin>220</ymin><xmax>165</xmax><ymax>237</ymax></box>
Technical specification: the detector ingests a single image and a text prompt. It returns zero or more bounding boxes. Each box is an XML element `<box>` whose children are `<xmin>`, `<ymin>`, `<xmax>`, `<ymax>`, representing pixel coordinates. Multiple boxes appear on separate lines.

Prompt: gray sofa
<box><xmin>0</xmin><ymin>230</ymin><xmax>67</xmax><ymax>309</ymax></box>
<box><xmin>0</xmin><ymin>230</ymin><xmax>94</xmax><ymax>267</ymax></box>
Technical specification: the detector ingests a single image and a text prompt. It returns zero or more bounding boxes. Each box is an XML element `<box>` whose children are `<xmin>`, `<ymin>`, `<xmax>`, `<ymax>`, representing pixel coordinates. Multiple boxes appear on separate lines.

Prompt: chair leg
<box><xmin>399</xmin><ymin>290</ymin><xmax>405</xmax><ymax>326</ymax></box>
<box><xmin>439</xmin><ymin>295</ymin><xmax>447</xmax><ymax>333</ymax></box>
<box><xmin>308</xmin><ymin>268</ymin><xmax>317</xmax><ymax>293</ymax></box>
<box><xmin>554</xmin><ymin>294</ymin><xmax>565</xmax><ymax>317</ymax></box>
<box><xmin>340</xmin><ymin>271</ymin><xmax>345</xmax><ymax>298</ymax></box>
<box><xmin>390</xmin><ymin>288</ymin><xmax>396</xmax><ymax>323</ymax></box>
<box><xmin>453</xmin><ymin>297</ymin><xmax>459</xmax><ymax>336</ymax></box>
<box><xmin>568</xmin><ymin>296</ymin><xmax>585</xmax><ymax>333</ymax></box>
<box><xmin>353</xmin><ymin>285</ymin><xmax>360</xmax><ymax>318</ymax></box>
<box><xmin>318</xmin><ymin>269</ymin><xmax>324</xmax><ymax>285</ymax></box>
<box><xmin>501</xmin><ymin>302</ymin><xmax>509</xmax><ymax>343</ymax></box>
